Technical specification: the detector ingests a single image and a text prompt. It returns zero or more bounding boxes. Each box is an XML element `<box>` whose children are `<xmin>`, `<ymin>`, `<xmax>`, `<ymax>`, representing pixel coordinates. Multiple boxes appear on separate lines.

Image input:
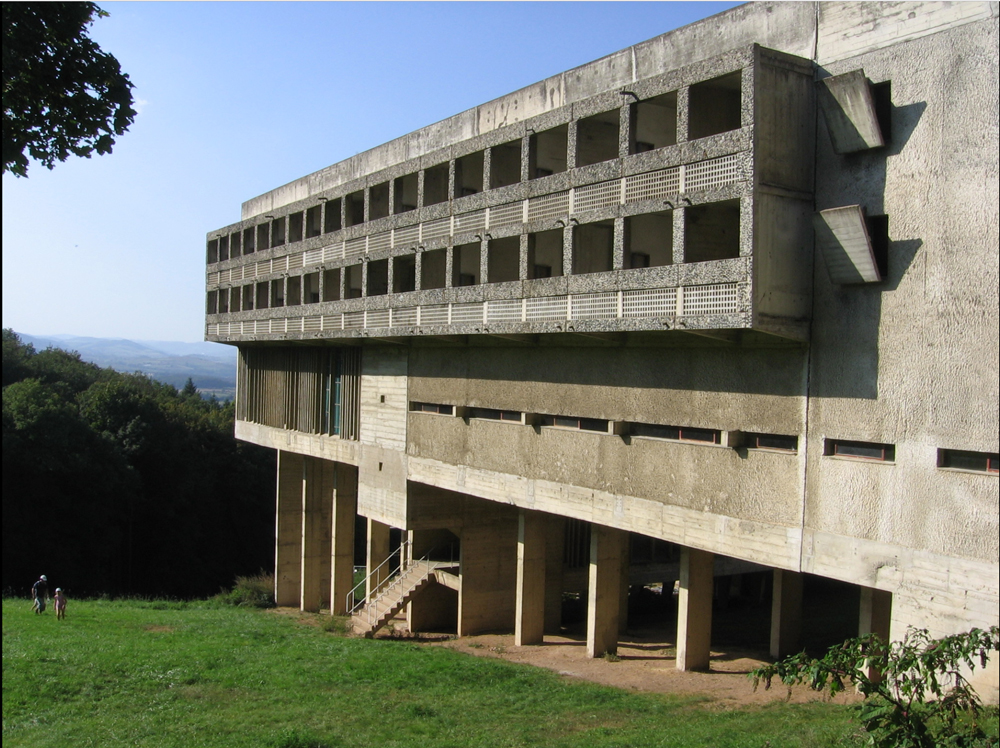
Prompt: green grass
<box><xmin>3</xmin><ymin>599</ymin><xmax>864</xmax><ymax>748</ymax></box>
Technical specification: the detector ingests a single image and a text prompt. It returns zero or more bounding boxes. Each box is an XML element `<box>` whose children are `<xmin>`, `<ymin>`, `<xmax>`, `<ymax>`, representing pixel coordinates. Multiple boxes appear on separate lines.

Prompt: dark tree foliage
<box><xmin>2</xmin><ymin>3</ymin><xmax>136</xmax><ymax>177</ymax></box>
<box><xmin>2</xmin><ymin>330</ymin><xmax>276</xmax><ymax>598</ymax></box>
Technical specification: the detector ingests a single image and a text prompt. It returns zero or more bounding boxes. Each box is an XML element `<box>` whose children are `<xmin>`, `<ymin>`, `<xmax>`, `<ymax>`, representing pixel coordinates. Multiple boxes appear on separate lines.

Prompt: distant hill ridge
<box><xmin>16</xmin><ymin>333</ymin><xmax>237</xmax><ymax>399</ymax></box>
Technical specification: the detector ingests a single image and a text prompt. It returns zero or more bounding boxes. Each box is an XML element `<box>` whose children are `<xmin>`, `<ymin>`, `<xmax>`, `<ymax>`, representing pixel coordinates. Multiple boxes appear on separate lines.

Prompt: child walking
<box><xmin>53</xmin><ymin>588</ymin><xmax>67</xmax><ymax>620</ymax></box>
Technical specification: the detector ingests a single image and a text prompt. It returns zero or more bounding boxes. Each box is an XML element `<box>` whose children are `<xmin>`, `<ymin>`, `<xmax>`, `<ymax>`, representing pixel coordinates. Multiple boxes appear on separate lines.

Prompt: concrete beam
<box><xmin>676</xmin><ymin>546</ymin><xmax>714</xmax><ymax>671</ymax></box>
<box><xmin>587</xmin><ymin>524</ymin><xmax>627</xmax><ymax>658</ymax></box>
<box><xmin>769</xmin><ymin>569</ymin><xmax>803</xmax><ymax>658</ymax></box>
<box><xmin>515</xmin><ymin>509</ymin><xmax>547</xmax><ymax>646</ymax></box>
<box><xmin>275</xmin><ymin>451</ymin><xmax>304</xmax><ymax>607</ymax></box>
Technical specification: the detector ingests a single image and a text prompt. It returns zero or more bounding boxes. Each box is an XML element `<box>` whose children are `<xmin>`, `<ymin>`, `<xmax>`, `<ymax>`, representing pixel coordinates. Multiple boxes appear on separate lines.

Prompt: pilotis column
<box><xmin>770</xmin><ymin>569</ymin><xmax>803</xmax><ymax>658</ymax></box>
<box><xmin>274</xmin><ymin>451</ymin><xmax>303</xmax><ymax>607</ymax></box>
<box><xmin>329</xmin><ymin>463</ymin><xmax>357</xmax><ymax>615</ymax></box>
<box><xmin>586</xmin><ymin>524</ymin><xmax>626</xmax><ymax>658</ymax></box>
<box><xmin>515</xmin><ymin>509</ymin><xmax>546</xmax><ymax>646</ymax></box>
<box><xmin>676</xmin><ymin>546</ymin><xmax>714</xmax><ymax>671</ymax></box>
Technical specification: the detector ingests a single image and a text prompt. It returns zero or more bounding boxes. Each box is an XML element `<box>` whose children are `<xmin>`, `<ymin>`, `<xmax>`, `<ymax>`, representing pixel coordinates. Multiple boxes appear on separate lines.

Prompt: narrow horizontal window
<box><xmin>631</xmin><ymin>422</ymin><xmax>720</xmax><ymax>444</ymax></box>
<box><xmin>540</xmin><ymin>415</ymin><xmax>609</xmax><ymax>433</ymax></box>
<box><xmin>938</xmin><ymin>449</ymin><xmax>999</xmax><ymax>474</ymax></box>
<box><xmin>745</xmin><ymin>432</ymin><xmax>798</xmax><ymax>453</ymax></box>
<box><xmin>469</xmin><ymin>407</ymin><xmax>521</xmax><ymax>422</ymax></box>
<box><xmin>410</xmin><ymin>402</ymin><xmax>454</xmax><ymax>416</ymax></box>
<box><xmin>826</xmin><ymin>439</ymin><xmax>894</xmax><ymax>462</ymax></box>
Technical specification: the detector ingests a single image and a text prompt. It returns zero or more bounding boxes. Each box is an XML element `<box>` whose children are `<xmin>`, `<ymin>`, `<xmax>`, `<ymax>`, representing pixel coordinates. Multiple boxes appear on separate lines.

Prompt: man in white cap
<box><xmin>32</xmin><ymin>575</ymin><xmax>48</xmax><ymax>614</ymax></box>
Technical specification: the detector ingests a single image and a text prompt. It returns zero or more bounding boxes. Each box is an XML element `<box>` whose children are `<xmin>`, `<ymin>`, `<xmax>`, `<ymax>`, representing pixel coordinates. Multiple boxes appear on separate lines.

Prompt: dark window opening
<box><xmin>324</xmin><ymin>198</ymin><xmax>342</xmax><ymax>233</ymax></box>
<box><xmin>394</xmin><ymin>173</ymin><xmax>418</xmax><ymax>213</ymax></box>
<box><xmin>626</xmin><ymin>212</ymin><xmax>672</xmax><ymax>268</ymax></box>
<box><xmin>256</xmin><ymin>282</ymin><xmax>269</xmax><ymax>309</ymax></box>
<box><xmin>286</xmin><ymin>275</ymin><xmax>301</xmax><ymax>306</ymax></box>
<box><xmin>345</xmin><ymin>264</ymin><xmax>363</xmax><ymax>298</ymax></box>
<box><xmin>689</xmin><ymin>71</ymin><xmax>742</xmax><ymax>140</ymax></box>
<box><xmin>490</xmin><ymin>140</ymin><xmax>522</xmax><ymax>188</ymax></box>
<box><xmin>271</xmin><ymin>216</ymin><xmax>286</xmax><ymax>247</ymax></box>
<box><xmin>576</xmin><ymin>109</ymin><xmax>620</xmax><ymax>167</ymax></box>
<box><xmin>632</xmin><ymin>91</ymin><xmax>677</xmax><ymax>153</ymax></box>
<box><xmin>229</xmin><ymin>287</ymin><xmax>241</xmax><ymax>313</ymax></box>
<box><xmin>306</xmin><ymin>205</ymin><xmax>323</xmax><ymax>238</ymax></box>
<box><xmin>243</xmin><ymin>227</ymin><xmax>255</xmax><ymax>254</ymax></box>
<box><xmin>453</xmin><ymin>242</ymin><xmax>481</xmax><ymax>286</ymax></box>
<box><xmin>938</xmin><ymin>449</ymin><xmax>999</xmax><ymax>474</ymax></box>
<box><xmin>411</xmin><ymin>402</ymin><xmax>454</xmax><ymax>415</ymax></box>
<box><xmin>345</xmin><ymin>191</ymin><xmax>365</xmax><ymax>227</ymax></box>
<box><xmin>288</xmin><ymin>212</ymin><xmax>304</xmax><ymax>243</ymax></box>
<box><xmin>487</xmin><ymin>236</ymin><xmax>520</xmax><ymax>283</ymax></box>
<box><xmin>207</xmin><ymin>239</ymin><xmax>219</xmax><ymax>264</ymax></box>
<box><xmin>206</xmin><ymin>290</ymin><xmax>218</xmax><ymax>314</ymax></box>
<box><xmin>632</xmin><ymin>422</ymin><xmax>721</xmax><ymax>444</ymax></box>
<box><xmin>424</xmin><ymin>163</ymin><xmax>449</xmax><ymax>207</ymax></box>
<box><xmin>421</xmin><ymin>248</ymin><xmax>447</xmax><ymax>290</ymax></box>
<box><xmin>393</xmin><ymin>254</ymin><xmax>416</xmax><ymax>293</ymax></box>
<box><xmin>322</xmin><ymin>268</ymin><xmax>341</xmax><ymax>302</ymax></box>
<box><xmin>541</xmin><ymin>414</ymin><xmax>609</xmax><ymax>433</ymax></box>
<box><xmin>367</xmin><ymin>259</ymin><xmax>389</xmax><ymax>296</ymax></box>
<box><xmin>369</xmin><ymin>181</ymin><xmax>390</xmax><ymax>221</ymax></box>
<box><xmin>745</xmin><ymin>432</ymin><xmax>798</xmax><ymax>453</ymax></box>
<box><xmin>455</xmin><ymin>151</ymin><xmax>484</xmax><ymax>197</ymax></box>
<box><xmin>230</xmin><ymin>231</ymin><xmax>242</xmax><ymax>256</ymax></box>
<box><xmin>218</xmin><ymin>287</ymin><xmax>229</xmax><ymax>313</ymax></box>
<box><xmin>531</xmin><ymin>124</ymin><xmax>568</xmax><ymax>179</ymax></box>
<box><xmin>242</xmin><ymin>284</ymin><xmax>254</xmax><ymax>310</ymax></box>
<box><xmin>826</xmin><ymin>439</ymin><xmax>895</xmax><ymax>462</ymax></box>
<box><xmin>270</xmin><ymin>278</ymin><xmax>285</xmax><ymax>307</ymax></box>
<box><xmin>218</xmin><ymin>235</ymin><xmax>229</xmax><ymax>262</ymax></box>
<box><xmin>573</xmin><ymin>220</ymin><xmax>614</xmax><ymax>274</ymax></box>
<box><xmin>256</xmin><ymin>223</ymin><xmax>270</xmax><ymax>252</ymax></box>
<box><xmin>469</xmin><ymin>407</ymin><xmax>521</xmax><ymax>422</ymax></box>
<box><xmin>528</xmin><ymin>229</ymin><xmax>563</xmax><ymax>279</ymax></box>
<box><xmin>685</xmin><ymin>199</ymin><xmax>740</xmax><ymax>262</ymax></box>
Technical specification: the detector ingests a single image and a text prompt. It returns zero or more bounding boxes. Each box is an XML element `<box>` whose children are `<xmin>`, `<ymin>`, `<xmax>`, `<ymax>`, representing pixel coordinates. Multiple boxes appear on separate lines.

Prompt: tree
<box><xmin>750</xmin><ymin>626</ymin><xmax>1000</xmax><ymax>748</ymax></box>
<box><xmin>2</xmin><ymin>2</ymin><xmax>135</xmax><ymax>177</ymax></box>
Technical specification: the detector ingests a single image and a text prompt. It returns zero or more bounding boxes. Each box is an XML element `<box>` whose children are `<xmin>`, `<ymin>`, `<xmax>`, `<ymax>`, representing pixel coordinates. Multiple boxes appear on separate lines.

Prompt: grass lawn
<box><xmin>2</xmin><ymin>599</ymin><xmax>864</xmax><ymax>748</ymax></box>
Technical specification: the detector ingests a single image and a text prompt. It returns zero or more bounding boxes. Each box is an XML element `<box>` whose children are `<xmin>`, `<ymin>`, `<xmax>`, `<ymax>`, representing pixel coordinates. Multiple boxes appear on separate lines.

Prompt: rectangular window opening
<box><xmin>256</xmin><ymin>281</ymin><xmax>269</xmax><ymax>309</ymax></box>
<box><xmin>411</xmin><ymin>402</ymin><xmax>454</xmax><ymax>416</ymax></box>
<box><xmin>455</xmin><ymin>151</ymin><xmax>484</xmax><ymax>197</ymax></box>
<box><xmin>218</xmin><ymin>287</ymin><xmax>229</xmax><ymax>313</ymax></box>
<box><xmin>745</xmin><ymin>432</ymin><xmax>798</xmax><ymax>453</ymax></box>
<box><xmin>576</xmin><ymin>109</ymin><xmax>620</xmax><ymax>167</ymax></box>
<box><xmin>626</xmin><ymin>211</ymin><xmax>672</xmax><ymax>269</ymax></box>
<box><xmin>490</xmin><ymin>140</ymin><xmax>522</xmax><ymax>189</ymax></box>
<box><xmin>487</xmin><ymin>236</ymin><xmax>520</xmax><ymax>283</ymax></box>
<box><xmin>631</xmin><ymin>422</ymin><xmax>721</xmax><ymax>444</ymax></box>
<box><xmin>573</xmin><ymin>220</ymin><xmax>614</xmax><ymax>275</ymax></box>
<box><xmin>423</xmin><ymin>163</ymin><xmax>450</xmax><ymax>207</ymax></box>
<box><xmin>369</xmin><ymin>181</ymin><xmax>390</xmax><ymax>221</ymax></box>
<box><xmin>826</xmin><ymin>439</ymin><xmax>895</xmax><ymax>462</ymax></box>
<box><xmin>469</xmin><ymin>407</ymin><xmax>521</xmax><ymax>422</ymax></box>
<box><xmin>271</xmin><ymin>216</ymin><xmax>286</xmax><ymax>247</ymax></box>
<box><xmin>207</xmin><ymin>238</ymin><xmax>219</xmax><ymax>264</ymax></box>
<box><xmin>242</xmin><ymin>284</ymin><xmax>254</xmax><ymax>310</ymax></box>
<box><xmin>288</xmin><ymin>211</ymin><xmax>304</xmax><ymax>243</ymax></box>
<box><xmin>206</xmin><ymin>290</ymin><xmax>218</xmax><ymax>314</ymax></box>
<box><xmin>394</xmin><ymin>173</ymin><xmax>418</xmax><ymax>214</ymax></box>
<box><xmin>421</xmin><ymin>248</ymin><xmax>447</xmax><ymax>290</ymax></box>
<box><xmin>306</xmin><ymin>205</ymin><xmax>322</xmax><ymax>238</ymax></box>
<box><xmin>541</xmin><ymin>414</ymin><xmax>609</xmax><ymax>433</ymax></box>
<box><xmin>229</xmin><ymin>287</ymin><xmax>241</xmax><ymax>313</ymax></box>
<box><xmin>324</xmin><ymin>198</ymin><xmax>342</xmax><ymax>233</ymax></box>
<box><xmin>230</xmin><ymin>231</ymin><xmax>242</xmax><ymax>257</ymax></box>
<box><xmin>322</xmin><ymin>268</ymin><xmax>341</xmax><ymax>302</ymax></box>
<box><xmin>453</xmin><ymin>242</ymin><xmax>481</xmax><ymax>286</ymax></box>
<box><xmin>528</xmin><ymin>229</ymin><xmax>564</xmax><ymax>279</ymax></box>
<box><xmin>270</xmin><ymin>278</ymin><xmax>285</xmax><ymax>307</ymax></box>
<box><xmin>393</xmin><ymin>254</ymin><xmax>416</xmax><ymax>293</ymax></box>
<box><xmin>633</xmin><ymin>91</ymin><xmax>677</xmax><ymax>153</ymax></box>
<box><xmin>242</xmin><ymin>227</ymin><xmax>255</xmax><ymax>254</ymax></box>
<box><xmin>286</xmin><ymin>275</ymin><xmax>301</xmax><ymax>306</ymax></box>
<box><xmin>256</xmin><ymin>223</ymin><xmax>270</xmax><ymax>252</ymax></box>
<box><xmin>689</xmin><ymin>70</ymin><xmax>742</xmax><ymax>141</ymax></box>
<box><xmin>938</xmin><ymin>449</ymin><xmax>999</xmax><ymax>474</ymax></box>
<box><xmin>685</xmin><ymin>199</ymin><xmax>740</xmax><ymax>263</ymax></box>
<box><xmin>345</xmin><ymin>264</ymin><xmax>363</xmax><ymax>298</ymax></box>
<box><xmin>531</xmin><ymin>124</ymin><xmax>568</xmax><ymax>179</ymax></box>
<box><xmin>366</xmin><ymin>259</ymin><xmax>388</xmax><ymax>297</ymax></box>
<box><xmin>345</xmin><ymin>191</ymin><xmax>365</xmax><ymax>227</ymax></box>
<box><xmin>218</xmin><ymin>234</ymin><xmax>230</xmax><ymax>262</ymax></box>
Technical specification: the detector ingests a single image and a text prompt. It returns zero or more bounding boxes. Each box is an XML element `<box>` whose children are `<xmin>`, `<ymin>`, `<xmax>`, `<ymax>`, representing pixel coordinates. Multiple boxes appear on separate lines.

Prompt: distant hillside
<box><xmin>17</xmin><ymin>333</ymin><xmax>237</xmax><ymax>399</ymax></box>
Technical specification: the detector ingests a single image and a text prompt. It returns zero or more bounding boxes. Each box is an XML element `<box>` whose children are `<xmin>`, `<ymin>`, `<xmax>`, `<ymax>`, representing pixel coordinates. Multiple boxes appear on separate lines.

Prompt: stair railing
<box><xmin>347</xmin><ymin>537</ymin><xmax>410</xmax><ymax>615</ymax></box>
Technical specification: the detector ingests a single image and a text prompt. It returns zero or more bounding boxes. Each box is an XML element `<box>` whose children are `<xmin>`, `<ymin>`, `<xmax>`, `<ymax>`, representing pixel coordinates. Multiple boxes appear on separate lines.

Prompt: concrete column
<box><xmin>676</xmin><ymin>547</ymin><xmax>714</xmax><ymax>671</ymax></box>
<box><xmin>329</xmin><ymin>463</ymin><xmax>357</xmax><ymax>615</ymax></box>
<box><xmin>619</xmin><ymin>533</ymin><xmax>631</xmax><ymax>635</ymax></box>
<box><xmin>543</xmin><ymin>516</ymin><xmax>565</xmax><ymax>634</ymax></box>
<box><xmin>859</xmin><ymin>587</ymin><xmax>892</xmax><ymax>681</ymax></box>
<box><xmin>458</xmin><ymin>505</ymin><xmax>518</xmax><ymax>636</ymax></box>
<box><xmin>366</xmin><ymin>518</ymin><xmax>391</xmax><ymax>603</ymax></box>
<box><xmin>300</xmin><ymin>456</ymin><xmax>333</xmax><ymax>612</ymax></box>
<box><xmin>274</xmin><ymin>451</ymin><xmax>303</xmax><ymax>607</ymax></box>
<box><xmin>586</xmin><ymin>524</ymin><xmax>627</xmax><ymax>658</ymax></box>
<box><xmin>769</xmin><ymin>569</ymin><xmax>803</xmax><ymax>658</ymax></box>
<box><xmin>515</xmin><ymin>509</ymin><xmax>546</xmax><ymax>646</ymax></box>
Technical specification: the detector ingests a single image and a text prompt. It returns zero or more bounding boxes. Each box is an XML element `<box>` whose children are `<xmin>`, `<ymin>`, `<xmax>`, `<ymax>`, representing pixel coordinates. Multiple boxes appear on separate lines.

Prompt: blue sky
<box><xmin>2</xmin><ymin>1</ymin><xmax>739</xmax><ymax>342</ymax></box>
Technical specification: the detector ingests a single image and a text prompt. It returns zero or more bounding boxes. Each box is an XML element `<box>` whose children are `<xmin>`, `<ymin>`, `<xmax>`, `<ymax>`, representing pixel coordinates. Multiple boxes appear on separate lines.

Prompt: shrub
<box><xmin>214</xmin><ymin>572</ymin><xmax>275</xmax><ymax>608</ymax></box>
<box><xmin>750</xmin><ymin>625</ymin><xmax>1000</xmax><ymax>748</ymax></box>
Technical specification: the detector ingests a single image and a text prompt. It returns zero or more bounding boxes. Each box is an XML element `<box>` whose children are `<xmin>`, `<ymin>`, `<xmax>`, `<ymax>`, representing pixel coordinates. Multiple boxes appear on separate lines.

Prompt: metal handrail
<box><xmin>346</xmin><ymin>538</ymin><xmax>409</xmax><ymax>614</ymax></box>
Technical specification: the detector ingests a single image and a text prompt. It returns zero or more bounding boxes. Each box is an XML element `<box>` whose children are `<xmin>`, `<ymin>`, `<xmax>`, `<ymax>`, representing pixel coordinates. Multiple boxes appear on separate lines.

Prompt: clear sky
<box><xmin>2</xmin><ymin>1</ymin><xmax>740</xmax><ymax>342</ymax></box>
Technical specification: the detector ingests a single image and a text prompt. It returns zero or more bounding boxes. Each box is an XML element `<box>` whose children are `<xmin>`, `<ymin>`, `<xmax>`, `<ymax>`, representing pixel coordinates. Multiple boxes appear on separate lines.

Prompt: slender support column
<box><xmin>859</xmin><ymin>587</ymin><xmax>892</xmax><ymax>682</ymax></box>
<box><xmin>458</xmin><ymin>506</ymin><xmax>518</xmax><ymax>636</ymax></box>
<box><xmin>515</xmin><ymin>509</ymin><xmax>546</xmax><ymax>646</ymax></box>
<box><xmin>619</xmin><ymin>533</ymin><xmax>631</xmax><ymax>634</ymax></box>
<box><xmin>543</xmin><ymin>516</ymin><xmax>565</xmax><ymax>634</ymax></box>
<box><xmin>586</xmin><ymin>524</ymin><xmax>626</xmax><ymax>658</ymax></box>
<box><xmin>300</xmin><ymin>456</ymin><xmax>332</xmax><ymax>612</ymax></box>
<box><xmin>770</xmin><ymin>569</ymin><xmax>804</xmax><ymax>658</ymax></box>
<box><xmin>366</xmin><ymin>518</ymin><xmax>391</xmax><ymax>603</ymax></box>
<box><xmin>329</xmin><ymin>463</ymin><xmax>357</xmax><ymax>615</ymax></box>
<box><xmin>274</xmin><ymin>451</ymin><xmax>303</xmax><ymax>607</ymax></box>
<box><xmin>676</xmin><ymin>547</ymin><xmax>714</xmax><ymax>671</ymax></box>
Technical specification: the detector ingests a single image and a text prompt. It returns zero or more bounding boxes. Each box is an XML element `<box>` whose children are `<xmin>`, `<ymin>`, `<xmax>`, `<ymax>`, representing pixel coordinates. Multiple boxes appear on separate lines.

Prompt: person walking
<box><xmin>31</xmin><ymin>575</ymin><xmax>48</xmax><ymax>614</ymax></box>
<box><xmin>53</xmin><ymin>588</ymin><xmax>67</xmax><ymax>620</ymax></box>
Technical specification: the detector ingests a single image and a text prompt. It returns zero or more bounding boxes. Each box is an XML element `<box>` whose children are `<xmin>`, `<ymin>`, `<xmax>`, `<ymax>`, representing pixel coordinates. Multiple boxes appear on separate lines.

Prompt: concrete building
<box><xmin>204</xmin><ymin>2</ymin><xmax>998</xmax><ymax>696</ymax></box>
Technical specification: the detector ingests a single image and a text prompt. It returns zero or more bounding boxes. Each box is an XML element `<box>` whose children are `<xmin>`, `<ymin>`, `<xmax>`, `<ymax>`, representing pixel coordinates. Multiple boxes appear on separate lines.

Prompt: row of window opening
<box><xmin>207</xmin><ymin>71</ymin><xmax>743</xmax><ymax>264</ymax></box>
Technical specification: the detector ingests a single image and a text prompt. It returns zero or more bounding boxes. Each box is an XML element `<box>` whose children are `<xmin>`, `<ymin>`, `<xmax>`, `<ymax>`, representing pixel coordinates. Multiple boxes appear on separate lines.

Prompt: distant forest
<box><xmin>2</xmin><ymin>329</ymin><xmax>275</xmax><ymax>598</ymax></box>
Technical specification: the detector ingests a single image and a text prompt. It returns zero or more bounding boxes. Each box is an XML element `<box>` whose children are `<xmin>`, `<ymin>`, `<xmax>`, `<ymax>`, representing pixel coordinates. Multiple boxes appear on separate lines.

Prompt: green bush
<box><xmin>214</xmin><ymin>572</ymin><xmax>275</xmax><ymax>608</ymax></box>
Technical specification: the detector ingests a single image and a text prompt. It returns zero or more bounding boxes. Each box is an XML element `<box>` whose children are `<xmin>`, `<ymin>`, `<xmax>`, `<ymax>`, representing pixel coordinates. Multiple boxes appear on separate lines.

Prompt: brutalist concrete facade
<box><xmin>205</xmin><ymin>2</ymin><xmax>999</xmax><ymax>696</ymax></box>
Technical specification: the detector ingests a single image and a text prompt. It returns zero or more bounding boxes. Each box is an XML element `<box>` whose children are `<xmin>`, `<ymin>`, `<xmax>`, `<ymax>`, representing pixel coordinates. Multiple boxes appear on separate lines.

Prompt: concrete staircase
<box><xmin>351</xmin><ymin>560</ymin><xmax>435</xmax><ymax>638</ymax></box>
